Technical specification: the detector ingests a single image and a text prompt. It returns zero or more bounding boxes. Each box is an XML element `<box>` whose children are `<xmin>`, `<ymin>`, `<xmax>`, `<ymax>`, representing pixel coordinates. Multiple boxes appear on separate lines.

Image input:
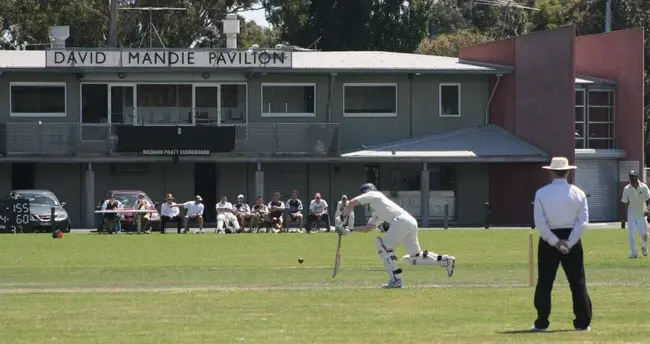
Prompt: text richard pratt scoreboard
<box><xmin>0</xmin><ymin>199</ymin><xmax>30</xmax><ymax>233</ymax></box>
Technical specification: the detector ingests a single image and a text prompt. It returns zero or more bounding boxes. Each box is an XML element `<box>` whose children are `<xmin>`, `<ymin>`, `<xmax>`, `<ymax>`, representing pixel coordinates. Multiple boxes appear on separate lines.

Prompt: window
<box><xmin>261</xmin><ymin>83</ymin><xmax>315</xmax><ymax>117</ymax></box>
<box><xmin>343</xmin><ymin>83</ymin><xmax>397</xmax><ymax>117</ymax></box>
<box><xmin>439</xmin><ymin>83</ymin><xmax>461</xmax><ymax>117</ymax></box>
<box><xmin>136</xmin><ymin>84</ymin><xmax>192</xmax><ymax>125</ymax></box>
<box><xmin>586</xmin><ymin>90</ymin><xmax>615</xmax><ymax>149</ymax></box>
<box><xmin>10</xmin><ymin>82</ymin><xmax>66</xmax><ymax>117</ymax></box>
<box><xmin>575</xmin><ymin>90</ymin><xmax>585</xmax><ymax>149</ymax></box>
<box><xmin>221</xmin><ymin>84</ymin><xmax>247</xmax><ymax>123</ymax></box>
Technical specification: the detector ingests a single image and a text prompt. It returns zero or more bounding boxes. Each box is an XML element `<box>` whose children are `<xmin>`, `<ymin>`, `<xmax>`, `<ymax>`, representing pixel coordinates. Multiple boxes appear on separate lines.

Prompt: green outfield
<box><xmin>0</xmin><ymin>229</ymin><xmax>648</xmax><ymax>343</ymax></box>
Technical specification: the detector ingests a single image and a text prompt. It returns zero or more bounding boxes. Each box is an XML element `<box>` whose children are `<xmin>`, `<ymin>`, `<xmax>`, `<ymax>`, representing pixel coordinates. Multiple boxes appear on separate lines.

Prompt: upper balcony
<box><xmin>0</xmin><ymin>122</ymin><xmax>340</xmax><ymax>157</ymax></box>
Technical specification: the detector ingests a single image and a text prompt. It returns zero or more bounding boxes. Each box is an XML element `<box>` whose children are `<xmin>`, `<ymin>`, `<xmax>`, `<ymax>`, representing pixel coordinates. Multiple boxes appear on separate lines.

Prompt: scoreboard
<box><xmin>0</xmin><ymin>199</ymin><xmax>30</xmax><ymax>233</ymax></box>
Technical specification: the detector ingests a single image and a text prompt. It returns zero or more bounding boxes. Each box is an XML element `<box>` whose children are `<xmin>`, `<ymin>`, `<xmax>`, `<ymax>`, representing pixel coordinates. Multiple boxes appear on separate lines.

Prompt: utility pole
<box><xmin>605</xmin><ymin>0</ymin><xmax>612</xmax><ymax>32</ymax></box>
<box><xmin>119</xmin><ymin>7</ymin><xmax>187</xmax><ymax>48</ymax></box>
<box><xmin>108</xmin><ymin>0</ymin><xmax>119</xmax><ymax>47</ymax></box>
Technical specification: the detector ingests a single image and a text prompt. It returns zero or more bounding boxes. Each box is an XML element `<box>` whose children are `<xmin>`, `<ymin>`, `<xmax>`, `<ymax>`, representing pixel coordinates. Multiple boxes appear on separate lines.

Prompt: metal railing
<box><xmin>0</xmin><ymin>122</ymin><xmax>340</xmax><ymax>157</ymax></box>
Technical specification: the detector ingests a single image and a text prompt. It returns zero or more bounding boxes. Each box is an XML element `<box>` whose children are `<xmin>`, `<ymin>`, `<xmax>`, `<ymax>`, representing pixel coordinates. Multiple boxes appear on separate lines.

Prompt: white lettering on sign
<box><xmin>46</xmin><ymin>50</ymin><xmax>292</xmax><ymax>68</ymax></box>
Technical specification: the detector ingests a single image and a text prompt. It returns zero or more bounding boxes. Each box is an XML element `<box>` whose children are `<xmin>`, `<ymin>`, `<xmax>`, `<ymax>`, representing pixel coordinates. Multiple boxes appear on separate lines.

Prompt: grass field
<box><xmin>1</xmin><ymin>229</ymin><xmax>649</xmax><ymax>343</ymax></box>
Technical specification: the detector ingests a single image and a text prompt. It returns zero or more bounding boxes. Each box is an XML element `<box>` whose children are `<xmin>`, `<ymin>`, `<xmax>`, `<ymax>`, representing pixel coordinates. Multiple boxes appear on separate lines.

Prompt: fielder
<box><xmin>341</xmin><ymin>183</ymin><xmax>456</xmax><ymax>288</ymax></box>
<box><xmin>622</xmin><ymin>170</ymin><xmax>650</xmax><ymax>258</ymax></box>
<box><xmin>216</xmin><ymin>196</ymin><xmax>241</xmax><ymax>234</ymax></box>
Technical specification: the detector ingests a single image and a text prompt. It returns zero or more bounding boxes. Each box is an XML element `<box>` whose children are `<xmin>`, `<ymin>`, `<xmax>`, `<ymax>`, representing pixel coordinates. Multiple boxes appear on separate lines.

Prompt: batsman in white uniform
<box><xmin>622</xmin><ymin>170</ymin><xmax>650</xmax><ymax>258</ymax></box>
<box><xmin>341</xmin><ymin>183</ymin><xmax>456</xmax><ymax>288</ymax></box>
<box><xmin>216</xmin><ymin>196</ymin><xmax>241</xmax><ymax>234</ymax></box>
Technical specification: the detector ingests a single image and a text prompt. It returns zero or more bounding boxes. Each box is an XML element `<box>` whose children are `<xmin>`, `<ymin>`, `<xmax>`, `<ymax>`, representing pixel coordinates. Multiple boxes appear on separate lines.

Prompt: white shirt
<box><xmin>335</xmin><ymin>200</ymin><xmax>349</xmax><ymax>215</ymax></box>
<box><xmin>216</xmin><ymin>201</ymin><xmax>234</xmax><ymax>214</ymax></box>
<box><xmin>534</xmin><ymin>178</ymin><xmax>589</xmax><ymax>248</ymax></box>
<box><xmin>622</xmin><ymin>182</ymin><xmax>650</xmax><ymax>219</ymax></box>
<box><xmin>161</xmin><ymin>202</ymin><xmax>180</xmax><ymax>217</ymax></box>
<box><xmin>309</xmin><ymin>199</ymin><xmax>328</xmax><ymax>213</ymax></box>
<box><xmin>101</xmin><ymin>199</ymin><xmax>123</xmax><ymax>210</ymax></box>
<box><xmin>352</xmin><ymin>191</ymin><xmax>413</xmax><ymax>224</ymax></box>
<box><xmin>184</xmin><ymin>201</ymin><xmax>204</xmax><ymax>217</ymax></box>
<box><xmin>233</xmin><ymin>203</ymin><xmax>250</xmax><ymax>213</ymax></box>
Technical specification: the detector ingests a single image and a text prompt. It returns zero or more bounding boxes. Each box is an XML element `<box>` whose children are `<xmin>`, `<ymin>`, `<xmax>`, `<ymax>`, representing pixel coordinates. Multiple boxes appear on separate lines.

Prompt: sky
<box><xmin>240</xmin><ymin>8</ymin><xmax>270</xmax><ymax>27</ymax></box>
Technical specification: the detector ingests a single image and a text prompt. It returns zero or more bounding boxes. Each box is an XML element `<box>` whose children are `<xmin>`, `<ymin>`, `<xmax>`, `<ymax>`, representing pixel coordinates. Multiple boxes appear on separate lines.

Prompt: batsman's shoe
<box><xmin>530</xmin><ymin>326</ymin><xmax>547</xmax><ymax>332</ymax></box>
<box><xmin>643</xmin><ymin>246</ymin><xmax>648</xmax><ymax>257</ymax></box>
<box><xmin>382</xmin><ymin>279</ymin><xmax>403</xmax><ymax>289</ymax></box>
<box><xmin>444</xmin><ymin>255</ymin><xmax>456</xmax><ymax>277</ymax></box>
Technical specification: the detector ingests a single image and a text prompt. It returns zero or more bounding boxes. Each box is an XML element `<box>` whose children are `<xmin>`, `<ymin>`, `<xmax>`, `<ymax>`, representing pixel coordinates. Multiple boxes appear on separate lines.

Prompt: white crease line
<box><xmin>0</xmin><ymin>281</ymin><xmax>649</xmax><ymax>294</ymax></box>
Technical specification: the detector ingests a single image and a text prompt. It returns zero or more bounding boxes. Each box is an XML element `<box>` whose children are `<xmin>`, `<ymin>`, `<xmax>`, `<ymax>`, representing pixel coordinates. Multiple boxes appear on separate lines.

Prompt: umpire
<box><xmin>531</xmin><ymin>157</ymin><xmax>592</xmax><ymax>332</ymax></box>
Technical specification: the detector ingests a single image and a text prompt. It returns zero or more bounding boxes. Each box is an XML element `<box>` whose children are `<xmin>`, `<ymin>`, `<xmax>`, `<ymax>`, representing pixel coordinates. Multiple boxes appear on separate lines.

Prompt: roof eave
<box><xmin>339</xmin><ymin>155</ymin><xmax>550</xmax><ymax>163</ymax></box>
<box><xmin>0</xmin><ymin>67</ymin><xmax>513</xmax><ymax>74</ymax></box>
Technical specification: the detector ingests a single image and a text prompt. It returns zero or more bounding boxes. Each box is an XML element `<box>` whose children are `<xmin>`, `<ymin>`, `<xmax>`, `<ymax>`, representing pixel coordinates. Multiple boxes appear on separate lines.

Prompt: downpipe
<box><xmin>485</xmin><ymin>74</ymin><xmax>502</xmax><ymax>125</ymax></box>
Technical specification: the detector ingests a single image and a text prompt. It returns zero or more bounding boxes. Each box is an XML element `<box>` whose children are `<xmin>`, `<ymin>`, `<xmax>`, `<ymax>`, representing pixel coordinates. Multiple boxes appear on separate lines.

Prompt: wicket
<box><xmin>528</xmin><ymin>231</ymin><xmax>535</xmax><ymax>287</ymax></box>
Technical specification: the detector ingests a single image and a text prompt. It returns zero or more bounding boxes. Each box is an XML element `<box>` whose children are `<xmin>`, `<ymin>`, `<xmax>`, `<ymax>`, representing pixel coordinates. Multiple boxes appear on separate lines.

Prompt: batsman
<box><xmin>340</xmin><ymin>183</ymin><xmax>456</xmax><ymax>288</ymax></box>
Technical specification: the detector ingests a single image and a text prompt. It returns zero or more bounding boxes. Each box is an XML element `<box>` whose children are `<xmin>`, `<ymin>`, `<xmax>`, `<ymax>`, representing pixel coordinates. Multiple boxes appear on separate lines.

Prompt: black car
<box><xmin>9</xmin><ymin>190</ymin><xmax>71</xmax><ymax>233</ymax></box>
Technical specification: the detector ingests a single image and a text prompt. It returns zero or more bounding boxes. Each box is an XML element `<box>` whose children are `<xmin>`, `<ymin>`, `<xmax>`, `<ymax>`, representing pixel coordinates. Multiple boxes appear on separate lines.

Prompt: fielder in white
<box><xmin>335</xmin><ymin>195</ymin><xmax>355</xmax><ymax>229</ymax></box>
<box><xmin>341</xmin><ymin>183</ymin><xmax>456</xmax><ymax>288</ymax></box>
<box><xmin>216</xmin><ymin>196</ymin><xmax>241</xmax><ymax>234</ymax></box>
<box><xmin>621</xmin><ymin>170</ymin><xmax>650</xmax><ymax>258</ymax></box>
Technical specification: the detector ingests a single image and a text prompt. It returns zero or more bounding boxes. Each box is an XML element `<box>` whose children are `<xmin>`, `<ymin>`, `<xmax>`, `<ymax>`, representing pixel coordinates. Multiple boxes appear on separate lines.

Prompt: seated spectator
<box><xmin>306</xmin><ymin>192</ymin><xmax>331</xmax><ymax>232</ymax></box>
<box><xmin>160</xmin><ymin>193</ymin><xmax>183</xmax><ymax>234</ymax></box>
<box><xmin>335</xmin><ymin>195</ymin><xmax>355</xmax><ymax>229</ymax></box>
<box><xmin>285</xmin><ymin>190</ymin><xmax>304</xmax><ymax>233</ymax></box>
<box><xmin>267</xmin><ymin>192</ymin><xmax>285</xmax><ymax>232</ymax></box>
<box><xmin>182</xmin><ymin>195</ymin><xmax>205</xmax><ymax>234</ymax></box>
<box><xmin>216</xmin><ymin>196</ymin><xmax>240</xmax><ymax>234</ymax></box>
<box><xmin>101</xmin><ymin>192</ymin><xmax>123</xmax><ymax>234</ymax></box>
<box><xmin>250</xmin><ymin>196</ymin><xmax>270</xmax><ymax>233</ymax></box>
<box><xmin>233</xmin><ymin>194</ymin><xmax>252</xmax><ymax>231</ymax></box>
<box><xmin>134</xmin><ymin>193</ymin><xmax>154</xmax><ymax>234</ymax></box>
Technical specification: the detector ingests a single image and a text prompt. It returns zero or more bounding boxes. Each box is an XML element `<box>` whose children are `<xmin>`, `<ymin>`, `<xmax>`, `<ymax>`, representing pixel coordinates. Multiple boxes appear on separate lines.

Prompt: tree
<box><xmin>238</xmin><ymin>20</ymin><xmax>280</xmax><ymax>48</ymax></box>
<box><xmin>0</xmin><ymin>0</ymin><xmax>264</xmax><ymax>49</ymax></box>
<box><xmin>261</xmin><ymin>0</ymin><xmax>429</xmax><ymax>52</ymax></box>
<box><xmin>416</xmin><ymin>29</ymin><xmax>491</xmax><ymax>57</ymax></box>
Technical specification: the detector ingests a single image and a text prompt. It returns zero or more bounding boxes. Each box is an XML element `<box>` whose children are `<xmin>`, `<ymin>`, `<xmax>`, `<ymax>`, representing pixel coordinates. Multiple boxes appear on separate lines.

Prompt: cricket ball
<box><xmin>298</xmin><ymin>258</ymin><xmax>304</xmax><ymax>264</ymax></box>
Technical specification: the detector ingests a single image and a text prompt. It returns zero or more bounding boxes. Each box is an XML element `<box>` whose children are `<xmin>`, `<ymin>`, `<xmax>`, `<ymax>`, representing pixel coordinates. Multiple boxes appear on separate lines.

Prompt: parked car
<box><xmin>8</xmin><ymin>189</ymin><xmax>71</xmax><ymax>233</ymax></box>
<box><xmin>95</xmin><ymin>190</ymin><xmax>161</xmax><ymax>232</ymax></box>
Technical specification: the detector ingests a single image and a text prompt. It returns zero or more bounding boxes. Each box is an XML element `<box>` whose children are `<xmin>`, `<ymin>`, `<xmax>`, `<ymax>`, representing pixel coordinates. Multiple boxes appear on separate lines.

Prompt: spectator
<box><xmin>307</xmin><ymin>192</ymin><xmax>330</xmax><ymax>232</ymax></box>
<box><xmin>335</xmin><ymin>195</ymin><xmax>355</xmax><ymax>229</ymax></box>
<box><xmin>216</xmin><ymin>196</ymin><xmax>240</xmax><ymax>234</ymax></box>
<box><xmin>250</xmin><ymin>196</ymin><xmax>270</xmax><ymax>233</ymax></box>
<box><xmin>182</xmin><ymin>195</ymin><xmax>205</xmax><ymax>234</ymax></box>
<box><xmin>160</xmin><ymin>193</ymin><xmax>183</xmax><ymax>234</ymax></box>
<box><xmin>135</xmin><ymin>193</ymin><xmax>154</xmax><ymax>234</ymax></box>
<box><xmin>285</xmin><ymin>190</ymin><xmax>304</xmax><ymax>233</ymax></box>
<box><xmin>101</xmin><ymin>192</ymin><xmax>123</xmax><ymax>234</ymax></box>
<box><xmin>233</xmin><ymin>194</ymin><xmax>252</xmax><ymax>232</ymax></box>
<box><xmin>268</xmin><ymin>192</ymin><xmax>285</xmax><ymax>233</ymax></box>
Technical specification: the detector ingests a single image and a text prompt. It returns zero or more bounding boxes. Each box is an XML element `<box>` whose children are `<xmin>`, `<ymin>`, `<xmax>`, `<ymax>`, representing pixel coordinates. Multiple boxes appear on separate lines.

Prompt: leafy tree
<box><xmin>416</xmin><ymin>29</ymin><xmax>491</xmax><ymax>57</ymax></box>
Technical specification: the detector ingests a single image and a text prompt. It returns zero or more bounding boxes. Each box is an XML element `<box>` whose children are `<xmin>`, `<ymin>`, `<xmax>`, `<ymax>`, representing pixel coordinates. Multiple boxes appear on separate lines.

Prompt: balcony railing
<box><xmin>0</xmin><ymin>123</ymin><xmax>340</xmax><ymax>157</ymax></box>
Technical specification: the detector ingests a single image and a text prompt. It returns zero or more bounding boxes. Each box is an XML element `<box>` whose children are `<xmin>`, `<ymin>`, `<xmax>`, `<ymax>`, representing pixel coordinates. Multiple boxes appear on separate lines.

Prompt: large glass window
<box><xmin>10</xmin><ymin>83</ymin><xmax>66</xmax><ymax>117</ymax></box>
<box><xmin>261</xmin><ymin>83</ymin><xmax>315</xmax><ymax>117</ymax></box>
<box><xmin>136</xmin><ymin>84</ymin><xmax>192</xmax><ymax>125</ymax></box>
<box><xmin>221</xmin><ymin>84</ymin><xmax>247</xmax><ymax>123</ymax></box>
<box><xmin>439</xmin><ymin>83</ymin><xmax>461</xmax><ymax>117</ymax></box>
<box><xmin>343</xmin><ymin>84</ymin><xmax>397</xmax><ymax>117</ymax></box>
<box><xmin>575</xmin><ymin>90</ymin><xmax>586</xmax><ymax>149</ymax></box>
<box><xmin>587</xmin><ymin>90</ymin><xmax>614</xmax><ymax>149</ymax></box>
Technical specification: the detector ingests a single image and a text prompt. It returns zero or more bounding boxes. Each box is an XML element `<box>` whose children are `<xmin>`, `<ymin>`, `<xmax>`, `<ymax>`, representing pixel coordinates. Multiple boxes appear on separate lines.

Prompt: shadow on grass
<box><xmin>499</xmin><ymin>329</ymin><xmax>576</xmax><ymax>334</ymax></box>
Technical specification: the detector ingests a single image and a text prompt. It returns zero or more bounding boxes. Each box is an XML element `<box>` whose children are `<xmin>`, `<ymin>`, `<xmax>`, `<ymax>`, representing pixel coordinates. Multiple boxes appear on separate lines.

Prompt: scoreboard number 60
<box><xmin>13</xmin><ymin>201</ymin><xmax>30</xmax><ymax>225</ymax></box>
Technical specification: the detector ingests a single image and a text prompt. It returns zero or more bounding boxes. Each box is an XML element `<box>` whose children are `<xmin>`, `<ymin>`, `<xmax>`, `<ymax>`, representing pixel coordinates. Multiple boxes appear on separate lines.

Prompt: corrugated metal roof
<box><xmin>291</xmin><ymin>51</ymin><xmax>511</xmax><ymax>72</ymax></box>
<box><xmin>342</xmin><ymin>125</ymin><xmax>549</xmax><ymax>161</ymax></box>
<box><xmin>0</xmin><ymin>50</ymin><xmax>512</xmax><ymax>73</ymax></box>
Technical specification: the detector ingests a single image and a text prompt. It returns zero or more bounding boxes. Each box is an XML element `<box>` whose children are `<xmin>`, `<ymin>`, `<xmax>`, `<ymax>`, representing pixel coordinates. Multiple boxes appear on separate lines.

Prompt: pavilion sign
<box><xmin>45</xmin><ymin>49</ymin><xmax>292</xmax><ymax>68</ymax></box>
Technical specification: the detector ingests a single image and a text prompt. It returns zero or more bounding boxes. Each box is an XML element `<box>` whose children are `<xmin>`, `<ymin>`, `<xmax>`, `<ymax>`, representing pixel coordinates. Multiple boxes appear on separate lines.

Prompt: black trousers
<box><xmin>306</xmin><ymin>213</ymin><xmax>331</xmax><ymax>230</ymax></box>
<box><xmin>534</xmin><ymin>228</ymin><xmax>592</xmax><ymax>330</ymax></box>
<box><xmin>161</xmin><ymin>215</ymin><xmax>182</xmax><ymax>234</ymax></box>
